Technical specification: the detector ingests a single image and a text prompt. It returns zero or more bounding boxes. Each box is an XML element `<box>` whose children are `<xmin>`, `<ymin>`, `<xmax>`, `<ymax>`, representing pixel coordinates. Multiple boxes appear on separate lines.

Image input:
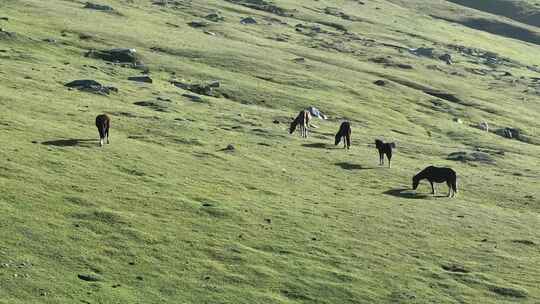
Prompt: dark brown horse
<box><xmin>412</xmin><ymin>166</ymin><xmax>458</xmax><ymax>198</ymax></box>
<box><xmin>289</xmin><ymin>110</ymin><xmax>311</xmax><ymax>138</ymax></box>
<box><xmin>375</xmin><ymin>139</ymin><xmax>395</xmax><ymax>167</ymax></box>
<box><xmin>95</xmin><ymin>114</ymin><xmax>110</xmax><ymax>147</ymax></box>
<box><xmin>335</xmin><ymin>121</ymin><xmax>351</xmax><ymax>149</ymax></box>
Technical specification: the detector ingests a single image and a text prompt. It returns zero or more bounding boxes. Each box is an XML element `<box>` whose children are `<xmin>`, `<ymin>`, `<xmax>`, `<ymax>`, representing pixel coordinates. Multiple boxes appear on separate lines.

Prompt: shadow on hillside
<box><xmin>41</xmin><ymin>138</ymin><xmax>97</xmax><ymax>147</ymax></box>
<box><xmin>383</xmin><ymin>188</ymin><xmax>429</xmax><ymax>199</ymax></box>
<box><xmin>335</xmin><ymin>162</ymin><xmax>373</xmax><ymax>170</ymax></box>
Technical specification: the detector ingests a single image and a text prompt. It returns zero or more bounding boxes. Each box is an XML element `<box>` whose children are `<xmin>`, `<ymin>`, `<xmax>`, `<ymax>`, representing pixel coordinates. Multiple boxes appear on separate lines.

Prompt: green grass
<box><xmin>1</xmin><ymin>0</ymin><xmax>539</xmax><ymax>303</ymax></box>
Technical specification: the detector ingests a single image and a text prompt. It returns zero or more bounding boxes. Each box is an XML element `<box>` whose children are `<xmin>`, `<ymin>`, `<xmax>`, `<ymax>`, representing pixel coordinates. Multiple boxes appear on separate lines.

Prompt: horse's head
<box><xmin>412</xmin><ymin>176</ymin><xmax>420</xmax><ymax>190</ymax></box>
<box><xmin>335</xmin><ymin>133</ymin><xmax>342</xmax><ymax>145</ymax></box>
<box><xmin>289</xmin><ymin>119</ymin><xmax>297</xmax><ymax>134</ymax></box>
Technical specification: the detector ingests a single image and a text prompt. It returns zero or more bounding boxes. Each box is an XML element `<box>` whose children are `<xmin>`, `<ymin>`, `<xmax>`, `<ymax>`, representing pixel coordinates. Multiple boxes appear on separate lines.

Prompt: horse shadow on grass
<box><xmin>40</xmin><ymin>138</ymin><xmax>97</xmax><ymax>147</ymax></box>
<box><xmin>302</xmin><ymin>142</ymin><xmax>329</xmax><ymax>149</ymax></box>
<box><xmin>383</xmin><ymin>188</ymin><xmax>429</xmax><ymax>200</ymax></box>
<box><xmin>335</xmin><ymin>162</ymin><xmax>374</xmax><ymax>170</ymax></box>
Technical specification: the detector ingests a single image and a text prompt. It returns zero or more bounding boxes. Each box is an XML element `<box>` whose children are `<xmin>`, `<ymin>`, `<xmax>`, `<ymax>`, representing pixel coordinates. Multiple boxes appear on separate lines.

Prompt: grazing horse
<box><xmin>412</xmin><ymin>166</ymin><xmax>458</xmax><ymax>198</ymax></box>
<box><xmin>289</xmin><ymin>110</ymin><xmax>311</xmax><ymax>138</ymax></box>
<box><xmin>375</xmin><ymin>139</ymin><xmax>396</xmax><ymax>167</ymax></box>
<box><xmin>95</xmin><ymin>114</ymin><xmax>110</xmax><ymax>147</ymax></box>
<box><xmin>335</xmin><ymin>121</ymin><xmax>351</xmax><ymax>149</ymax></box>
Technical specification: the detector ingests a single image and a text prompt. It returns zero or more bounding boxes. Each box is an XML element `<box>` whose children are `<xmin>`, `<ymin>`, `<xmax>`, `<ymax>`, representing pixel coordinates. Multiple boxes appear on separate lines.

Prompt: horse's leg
<box><xmin>106</xmin><ymin>126</ymin><xmax>110</xmax><ymax>144</ymax></box>
<box><xmin>446</xmin><ymin>181</ymin><xmax>452</xmax><ymax>197</ymax></box>
<box><xmin>387</xmin><ymin>150</ymin><xmax>392</xmax><ymax>168</ymax></box>
<box><xmin>98</xmin><ymin>127</ymin><xmax>104</xmax><ymax>147</ymax></box>
<box><xmin>430</xmin><ymin>181</ymin><xmax>435</xmax><ymax>195</ymax></box>
<box><xmin>379</xmin><ymin>152</ymin><xmax>383</xmax><ymax>166</ymax></box>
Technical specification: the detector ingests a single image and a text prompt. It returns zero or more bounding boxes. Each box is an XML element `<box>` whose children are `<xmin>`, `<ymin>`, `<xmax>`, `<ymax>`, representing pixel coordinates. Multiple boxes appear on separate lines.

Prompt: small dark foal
<box><xmin>412</xmin><ymin>165</ymin><xmax>458</xmax><ymax>198</ymax></box>
<box><xmin>335</xmin><ymin>121</ymin><xmax>351</xmax><ymax>149</ymax></box>
<box><xmin>95</xmin><ymin>114</ymin><xmax>110</xmax><ymax>147</ymax></box>
<box><xmin>375</xmin><ymin>139</ymin><xmax>395</xmax><ymax>167</ymax></box>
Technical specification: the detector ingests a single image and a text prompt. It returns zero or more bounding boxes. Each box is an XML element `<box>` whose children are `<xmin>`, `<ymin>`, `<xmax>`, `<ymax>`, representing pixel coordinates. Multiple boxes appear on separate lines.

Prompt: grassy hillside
<box><xmin>1</xmin><ymin>0</ymin><xmax>539</xmax><ymax>303</ymax></box>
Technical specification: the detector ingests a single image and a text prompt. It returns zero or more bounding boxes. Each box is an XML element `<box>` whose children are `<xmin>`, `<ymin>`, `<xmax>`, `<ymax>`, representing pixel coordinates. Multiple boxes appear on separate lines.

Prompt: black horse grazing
<box><xmin>412</xmin><ymin>166</ymin><xmax>458</xmax><ymax>198</ymax></box>
<box><xmin>95</xmin><ymin>114</ymin><xmax>110</xmax><ymax>147</ymax></box>
<box><xmin>375</xmin><ymin>139</ymin><xmax>396</xmax><ymax>167</ymax></box>
<box><xmin>335</xmin><ymin>121</ymin><xmax>351</xmax><ymax>149</ymax></box>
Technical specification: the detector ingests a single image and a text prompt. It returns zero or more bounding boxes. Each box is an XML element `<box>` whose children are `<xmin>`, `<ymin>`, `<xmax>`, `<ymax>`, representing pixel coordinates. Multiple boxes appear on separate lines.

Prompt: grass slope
<box><xmin>1</xmin><ymin>0</ymin><xmax>539</xmax><ymax>303</ymax></box>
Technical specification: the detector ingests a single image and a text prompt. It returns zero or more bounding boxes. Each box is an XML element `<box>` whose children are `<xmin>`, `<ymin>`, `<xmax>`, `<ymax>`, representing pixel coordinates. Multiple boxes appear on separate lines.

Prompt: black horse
<box><xmin>375</xmin><ymin>139</ymin><xmax>395</xmax><ymax>167</ymax></box>
<box><xmin>95</xmin><ymin>114</ymin><xmax>110</xmax><ymax>147</ymax></box>
<box><xmin>412</xmin><ymin>166</ymin><xmax>458</xmax><ymax>198</ymax></box>
<box><xmin>335</xmin><ymin>121</ymin><xmax>351</xmax><ymax>149</ymax></box>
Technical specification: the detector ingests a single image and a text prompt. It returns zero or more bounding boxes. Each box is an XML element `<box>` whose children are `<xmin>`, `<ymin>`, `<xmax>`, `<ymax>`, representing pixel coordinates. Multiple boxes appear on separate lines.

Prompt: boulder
<box><xmin>85</xmin><ymin>48</ymin><xmax>140</xmax><ymax>64</ymax></box>
<box><xmin>84</xmin><ymin>2</ymin><xmax>115</xmax><ymax>12</ymax></box>
<box><xmin>128</xmin><ymin>76</ymin><xmax>153</xmax><ymax>83</ymax></box>
<box><xmin>240</xmin><ymin>17</ymin><xmax>257</xmax><ymax>24</ymax></box>
<box><xmin>439</xmin><ymin>53</ymin><xmax>453</xmax><ymax>65</ymax></box>
<box><xmin>65</xmin><ymin>79</ymin><xmax>118</xmax><ymax>95</ymax></box>
<box><xmin>205</xmin><ymin>13</ymin><xmax>224</xmax><ymax>22</ymax></box>
<box><xmin>188</xmin><ymin>21</ymin><xmax>209</xmax><ymax>28</ymax></box>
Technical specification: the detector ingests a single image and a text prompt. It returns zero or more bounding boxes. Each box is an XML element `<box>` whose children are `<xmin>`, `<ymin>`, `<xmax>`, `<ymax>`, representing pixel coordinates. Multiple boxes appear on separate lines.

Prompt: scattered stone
<box><xmin>171</xmin><ymin>80</ymin><xmax>218</xmax><ymax>96</ymax></box>
<box><xmin>273</xmin><ymin>120</ymin><xmax>280</xmax><ymax>124</ymax></box>
<box><xmin>441</xmin><ymin>264</ymin><xmax>469</xmax><ymax>273</ymax></box>
<box><xmin>85</xmin><ymin>48</ymin><xmax>140</xmax><ymax>64</ymax></box>
<box><xmin>225</xmin><ymin>0</ymin><xmax>293</xmax><ymax>17</ymax></box>
<box><xmin>205</xmin><ymin>13</ymin><xmax>224</xmax><ymax>22</ymax></box>
<box><xmin>264</xmin><ymin>218</ymin><xmax>271</xmax><ymax>224</ymax></box>
<box><xmin>224</xmin><ymin>144</ymin><xmax>235</xmax><ymax>151</ymax></box>
<box><xmin>128</xmin><ymin>75</ymin><xmax>153</xmax><ymax>83</ymax></box>
<box><xmin>489</xmin><ymin>286</ymin><xmax>528</xmax><ymax>298</ymax></box>
<box><xmin>439</xmin><ymin>53</ymin><xmax>453</xmax><ymax>65</ymax></box>
<box><xmin>43</xmin><ymin>38</ymin><xmax>57</xmax><ymax>43</ymax></box>
<box><xmin>204</xmin><ymin>31</ymin><xmax>216</xmax><ymax>36</ymax></box>
<box><xmin>84</xmin><ymin>2</ymin><xmax>117</xmax><ymax>13</ymax></box>
<box><xmin>374</xmin><ymin>80</ymin><xmax>387</xmax><ymax>86</ymax></box>
<box><xmin>447</xmin><ymin>151</ymin><xmax>495</xmax><ymax>164</ymax></box>
<box><xmin>453</xmin><ymin>118</ymin><xmax>463</xmax><ymax>124</ymax></box>
<box><xmin>369</xmin><ymin>57</ymin><xmax>413</xmax><ymax>69</ymax></box>
<box><xmin>77</xmin><ymin>274</ymin><xmax>102</xmax><ymax>282</ymax></box>
<box><xmin>240</xmin><ymin>17</ymin><xmax>257</xmax><ymax>25</ymax></box>
<box><xmin>512</xmin><ymin>240</ymin><xmax>536</xmax><ymax>246</ymax></box>
<box><xmin>182</xmin><ymin>93</ymin><xmax>203</xmax><ymax>102</ymax></box>
<box><xmin>409</xmin><ymin>47</ymin><xmax>435</xmax><ymax>57</ymax></box>
<box><xmin>0</xmin><ymin>17</ymin><xmax>8</xmax><ymax>21</ymax></box>
<box><xmin>134</xmin><ymin>100</ymin><xmax>170</xmax><ymax>112</ymax></box>
<box><xmin>188</xmin><ymin>21</ymin><xmax>209</xmax><ymax>28</ymax></box>
<box><xmin>65</xmin><ymin>79</ymin><xmax>118</xmax><ymax>95</ymax></box>
<box><xmin>292</xmin><ymin>57</ymin><xmax>305</xmax><ymax>63</ymax></box>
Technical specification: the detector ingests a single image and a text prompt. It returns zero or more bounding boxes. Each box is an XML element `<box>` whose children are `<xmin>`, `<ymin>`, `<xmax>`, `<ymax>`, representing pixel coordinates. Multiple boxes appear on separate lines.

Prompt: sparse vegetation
<box><xmin>0</xmin><ymin>0</ymin><xmax>539</xmax><ymax>303</ymax></box>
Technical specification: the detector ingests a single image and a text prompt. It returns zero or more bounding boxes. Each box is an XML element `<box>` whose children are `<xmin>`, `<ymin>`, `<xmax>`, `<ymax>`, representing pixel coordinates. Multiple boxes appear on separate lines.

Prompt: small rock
<box><xmin>188</xmin><ymin>21</ymin><xmax>209</xmax><ymax>28</ymax></box>
<box><xmin>78</xmin><ymin>274</ymin><xmax>102</xmax><ymax>282</ymax></box>
<box><xmin>293</xmin><ymin>57</ymin><xmax>305</xmax><ymax>63</ymax></box>
<box><xmin>240</xmin><ymin>17</ymin><xmax>257</xmax><ymax>25</ymax></box>
<box><xmin>264</xmin><ymin>218</ymin><xmax>271</xmax><ymax>224</ymax></box>
<box><xmin>43</xmin><ymin>38</ymin><xmax>57</xmax><ymax>43</ymax></box>
<box><xmin>203</xmin><ymin>31</ymin><xmax>216</xmax><ymax>36</ymax></box>
<box><xmin>374</xmin><ymin>80</ymin><xmax>387</xmax><ymax>86</ymax></box>
<box><xmin>84</xmin><ymin>2</ymin><xmax>115</xmax><ymax>12</ymax></box>
<box><xmin>128</xmin><ymin>75</ymin><xmax>153</xmax><ymax>83</ymax></box>
<box><xmin>273</xmin><ymin>120</ymin><xmax>280</xmax><ymax>124</ymax></box>
<box><xmin>205</xmin><ymin>13</ymin><xmax>224</xmax><ymax>22</ymax></box>
<box><xmin>182</xmin><ymin>93</ymin><xmax>203</xmax><ymax>102</ymax></box>
<box><xmin>225</xmin><ymin>144</ymin><xmax>235</xmax><ymax>151</ymax></box>
<box><xmin>439</xmin><ymin>53</ymin><xmax>453</xmax><ymax>65</ymax></box>
<box><xmin>0</xmin><ymin>17</ymin><xmax>9</xmax><ymax>21</ymax></box>
<box><xmin>453</xmin><ymin>118</ymin><xmax>463</xmax><ymax>124</ymax></box>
